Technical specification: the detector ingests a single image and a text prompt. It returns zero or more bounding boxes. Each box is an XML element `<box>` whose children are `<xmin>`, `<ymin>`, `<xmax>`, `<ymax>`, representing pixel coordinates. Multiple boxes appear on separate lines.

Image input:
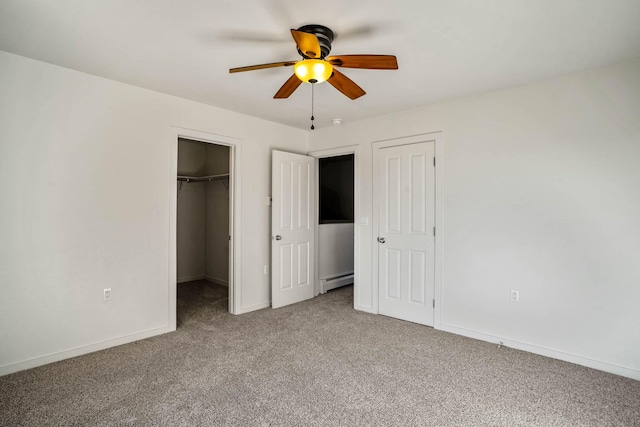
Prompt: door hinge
<box><xmin>229</xmin><ymin>235</ymin><xmax>231</xmax><ymax>241</ymax></box>
<box><xmin>433</xmin><ymin>227</ymin><xmax>436</xmax><ymax>236</ymax></box>
<box><xmin>433</xmin><ymin>299</ymin><xmax>435</xmax><ymax>308</ymax></box>
<box><xmin>433</xmin><ymin>157</ymin><xmax>436</xmax><ymax>167</ymax></box>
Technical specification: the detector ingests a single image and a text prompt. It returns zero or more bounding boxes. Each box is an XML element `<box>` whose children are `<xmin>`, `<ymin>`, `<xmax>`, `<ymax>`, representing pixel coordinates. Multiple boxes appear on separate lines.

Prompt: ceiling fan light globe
<box><xmin>294</xmin><ymin>59</ymin><xmax>333</xmax><ymax>84</ymax></box>
<box><xmin>296</xmin><ymin>65</ymin><xmax>308</xmax><ymax>78</ymax></box>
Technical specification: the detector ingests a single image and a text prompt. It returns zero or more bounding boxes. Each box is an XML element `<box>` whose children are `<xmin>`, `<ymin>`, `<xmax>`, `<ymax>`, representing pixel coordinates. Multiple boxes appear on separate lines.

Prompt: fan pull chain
<box><xmin>310</xmin><ymin>83</ymin><xmax>315</xmax><ymax>130</ymax></box>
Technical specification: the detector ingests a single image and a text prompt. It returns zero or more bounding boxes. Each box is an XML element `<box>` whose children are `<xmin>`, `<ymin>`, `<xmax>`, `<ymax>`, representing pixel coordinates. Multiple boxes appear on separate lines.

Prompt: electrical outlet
<box><xmin>264</xmin><ymin>265</ymin><xmax>269</xmax><ymax>275</ymax></box>
<box><xmin>510</xmin><ymin>290</ymin><xmax>519</xmax><ymax>303</ymax></box>
<box><xmin>103</xmin><ymin>288</ymin><xmax>112</xmax><ymax>301</ymax></box>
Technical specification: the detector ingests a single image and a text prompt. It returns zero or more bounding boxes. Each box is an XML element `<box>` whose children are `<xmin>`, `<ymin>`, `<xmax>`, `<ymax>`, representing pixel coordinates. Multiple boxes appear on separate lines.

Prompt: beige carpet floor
<box><xmin>1</xmin><ymin>280</ymin><xmax>639</xmax><ymax>426</ymax></box>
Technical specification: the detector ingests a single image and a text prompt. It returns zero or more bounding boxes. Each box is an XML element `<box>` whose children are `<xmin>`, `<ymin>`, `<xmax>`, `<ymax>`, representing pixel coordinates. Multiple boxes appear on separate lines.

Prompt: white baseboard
<box><xmin>177</xmin><ymin>274</ymin><xmax>205</xmax><ymax>284</ymax></box>
<box><xmin>205</xmin><ymin>275</ymin><xmax>228</xmax><ymax>287</ymax></box>
<box><xmin>320</xmin><ymin>273</ymin><xmax>354</xmax><ymax>294</ymax></box>
<box><xmin>438</xmin><ymin>322</ymin><xmax>640</xmax><ymax>381</ymax></box>
<box><xmin>179</xmin><ymin>275</ymin><xmax>228</xmax><ymax>286</ymax></box>
<box><xmin>0</xmin><ymin>325</ymin><xmax>175</xmax><ymax>377</ymax></box>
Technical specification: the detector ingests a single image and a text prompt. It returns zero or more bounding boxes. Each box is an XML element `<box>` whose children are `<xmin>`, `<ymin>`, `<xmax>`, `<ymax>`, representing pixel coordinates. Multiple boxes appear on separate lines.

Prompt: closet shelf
<box><xmin>177</xmin><ymin>173</ymin><xmax>229</xmax><ymax>183</ymax></box>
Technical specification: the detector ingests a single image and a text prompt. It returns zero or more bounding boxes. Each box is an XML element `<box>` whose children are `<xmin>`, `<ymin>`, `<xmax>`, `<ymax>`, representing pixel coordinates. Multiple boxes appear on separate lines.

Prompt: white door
<box><xmin>377</xmin><ymin>141</ymin><xmax>435</xmax><ymax>325</ymax></box>
<box><xmin>271</xmin><ymin>150</ymin><xmax>315</xmax><ymax>308</ymax></box>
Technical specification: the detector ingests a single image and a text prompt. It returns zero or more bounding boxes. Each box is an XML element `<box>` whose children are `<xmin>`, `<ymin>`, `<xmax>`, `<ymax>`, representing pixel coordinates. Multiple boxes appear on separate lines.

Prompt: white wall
<box><xmin>2</xmin><ymin>48</ymin><xmax>638</xmax><ymax>380</ymax></box>
<box><xmin>0</xmin><ymin>51</ymin><xmax>307</xmax><ymax>374</ymax></box>
<box><xmin>176</xmin><ymin>140</ymin><xmax>230</xmax><ymax>285</ymax></box>
<box><xmin>177</xmin><ymin>139</ymin><xmax>207</xmax><ymax>282</ymax></box>
<box><xmin>308</xmin><ymin>59</ymin><xmax>640</xmax><ymax>379</ymax></box>
<box><xmin>204</xmin><ymin>143</ymin><xmax>230</xmax><ymax>285</ymax></box>
<box><xmin>318</xmin><ymin>224</ymin><xmax>354</xmax><ymax>279</ymax></box>
<box><xmin>177</xmin><ymin>181</ymin><xmax>205</xmax><ymax>281</ymax></box>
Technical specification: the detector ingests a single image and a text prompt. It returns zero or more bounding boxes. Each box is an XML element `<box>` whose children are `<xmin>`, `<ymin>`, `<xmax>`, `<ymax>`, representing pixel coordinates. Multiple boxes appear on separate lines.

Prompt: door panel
<box><xmin>279</xmin><ymin>244</ymin><xmax>293</xmax><ymax>290</ymax></box>
<box><xmin>387</xmin><ymin>156</ymin><xmax>402</xmax><ymax>233</ymax></box>
<box><xmin>297</xmin><ymin>242</ymin><xmax>310</xmax><ymax>286</ymax></box>
<box><xmin>378</xmin><ymin>141</ymin><xmax>435</xmax><ymax>325</ymax></box>
<box><xmin>410</xmin><ymin>153</ymin><xmax>427</xmax><ymax>234</ymax></box>
<box><xmin>272</xmin><ymin>150</ymin><xmax>315</xmax><ymax>308</ymax></box>
<box><xmin>298</xmin><ymin>164</ymin><xmax>310</xmax><ymax>229</ymax></box>
<box><xmin>280</xmin><ymin>162</ymin><xmax>293</xmax><ymax>229</ymax></box>
<box><xmin>386</xmin><ymin>249</ymin><xmax>401</xmax><ymax>299</ymax></box>
<box><xmin>410</xmin><ymin>251</ymin><xmax>426</xmax><ymax>304</ymax></box>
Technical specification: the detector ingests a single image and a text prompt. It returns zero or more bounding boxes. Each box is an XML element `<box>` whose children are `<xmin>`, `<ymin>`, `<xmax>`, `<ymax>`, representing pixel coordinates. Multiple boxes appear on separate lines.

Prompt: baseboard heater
<box><xmin>320</xmin><ymin>273</ymin><xmax>354</xmax><ymax>294</ymax></box>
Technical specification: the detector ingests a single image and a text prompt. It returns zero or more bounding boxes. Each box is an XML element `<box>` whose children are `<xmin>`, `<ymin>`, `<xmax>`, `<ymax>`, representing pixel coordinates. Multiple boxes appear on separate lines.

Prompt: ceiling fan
<box><xmin>229</xmin><ymin>24</ymin><xmax>398</xmax><ymax>100</ymax></box>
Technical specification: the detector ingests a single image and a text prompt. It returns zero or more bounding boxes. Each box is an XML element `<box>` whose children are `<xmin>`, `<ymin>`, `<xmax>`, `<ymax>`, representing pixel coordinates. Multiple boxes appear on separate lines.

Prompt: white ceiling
<box><xmin>1</xmin><ymin>0</ymin><xmax>640</xmax><ymax>130</ymax></box>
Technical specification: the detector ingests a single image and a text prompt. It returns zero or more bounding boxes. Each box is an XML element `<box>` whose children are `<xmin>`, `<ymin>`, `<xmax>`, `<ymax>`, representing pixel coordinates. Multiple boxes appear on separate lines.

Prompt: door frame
<box><xmin>371</xmin><ymin>133</ymin><xmax>443</xmax><ymax>328</ymax></box>
<box><xmin>169</xmin><ymin>126</ymin><xmax>243</xmax><ymax>327</ymax></box>
<box><xmin>308</xmin><ymin>145</ymin><xmax>360</xmax><ymax>306</ymax></box>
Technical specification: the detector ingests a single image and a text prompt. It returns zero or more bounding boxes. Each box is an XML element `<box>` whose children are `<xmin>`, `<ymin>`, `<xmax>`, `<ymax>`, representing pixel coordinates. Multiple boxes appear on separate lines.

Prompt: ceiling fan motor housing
<box><xmin>297</xmin><ymin>24</ymin><xmax>334</xmax><ymax>59</ymax></box>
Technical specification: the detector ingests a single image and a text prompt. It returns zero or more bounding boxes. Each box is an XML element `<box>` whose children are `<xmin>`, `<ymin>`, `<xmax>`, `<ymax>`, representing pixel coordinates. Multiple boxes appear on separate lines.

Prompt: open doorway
<box><xmin>317</xmin><ymin>154</ymin><xmax>354</xmax><ymax>293</ymax></box>
<box><xmin>309</xmin><ymin>146</ymin><xmax>360</xmax><ymax>305</ymax></box>
<box><xmin>176</xmin><ymin>138</ymin><xmax>230</xmax><ymax>322</ymax></box>
<box><xmin>169</xmin><ymin>127</ymin><xmax>242</xmax><ymax>329</ymax></box>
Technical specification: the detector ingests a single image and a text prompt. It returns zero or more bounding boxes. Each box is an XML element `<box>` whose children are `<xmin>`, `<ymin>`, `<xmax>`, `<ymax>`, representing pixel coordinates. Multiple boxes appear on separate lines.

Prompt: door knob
<box><xmin>275</xmin><ymin>235</ymin><xmax>282</xmax><ymax>240</ymax></box>
<box><xmin>377</xmin><ymin>237</ymin><xmax>386</xmax><ymax>243</ymax></box>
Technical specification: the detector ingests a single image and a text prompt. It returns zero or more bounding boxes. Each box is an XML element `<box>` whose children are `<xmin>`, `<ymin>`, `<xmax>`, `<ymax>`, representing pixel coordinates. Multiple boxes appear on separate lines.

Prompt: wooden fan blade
<box><xmin>229</xmin><ymin>61</ymin><xmax>296</xmax><ymax>73</ymax></box>
<box><xmin>274</xmin><ymin>74</ymin><xmax>303</xmax><ymax>99</ymax></box>
<box><xmin>290</xmin><ymin>29</ymin><xmax>321</xmax><ymax>58</ymax></box>
<box><xmin>327</xmin><ymin>55</ymin><xmax>398</xmax><ymax>70</ymax></box>
<box><xmin>327</xmin><ymin>69</ymin><xmax>366</xmax><ymax>100</ymax></box>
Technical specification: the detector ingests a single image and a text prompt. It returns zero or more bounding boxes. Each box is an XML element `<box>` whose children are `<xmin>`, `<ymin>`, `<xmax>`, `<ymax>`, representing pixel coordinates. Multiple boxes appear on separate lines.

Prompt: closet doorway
<box><xmin>169</xmin><ymin>127</ymin><xmax>242</xmax><ymax>325</ymax></box>
<box><xmin>177</xmin><ymin>137</ymin><xmax>230</xmax><ymax>290</ymax></box>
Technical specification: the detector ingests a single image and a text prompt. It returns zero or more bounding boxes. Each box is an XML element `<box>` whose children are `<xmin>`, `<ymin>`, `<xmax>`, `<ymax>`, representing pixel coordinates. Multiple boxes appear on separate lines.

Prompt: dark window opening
<box><xmin>319</xmin><ymin>154</ymin><xmax>354</xmax><ymax>224</ymax></box>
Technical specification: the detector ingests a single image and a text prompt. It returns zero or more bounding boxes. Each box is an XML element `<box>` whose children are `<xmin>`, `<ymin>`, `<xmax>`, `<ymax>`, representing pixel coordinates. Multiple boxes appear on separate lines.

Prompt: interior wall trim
<box><xmin>0</xmin><ymin>326</ymin><xmax>173</xmax><ymax>376</ymax></box>
<box><xmin>177</xmin><ymin>275</ymin><xmax>206</xmax><ymax>284</ymax></box>
<box><xmin>439</xmin><ymin>322</ymin><xmax>640</xmax><ymax>381</ymax></box>
<box><xmin>370</xmin><ymin>132</ymin><xmax>444</xmax><ymax>327</ymax></box>
<box><xmin>169</xmin><ymin>126</ymin><xmax>243</xmax><ymax>319</ymax></box>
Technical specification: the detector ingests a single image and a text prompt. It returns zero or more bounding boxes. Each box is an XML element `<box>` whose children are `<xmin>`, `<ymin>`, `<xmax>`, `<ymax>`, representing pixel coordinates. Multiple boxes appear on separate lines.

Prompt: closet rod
<box><xmin>177</xmin><ymin>173</ymin><xmax>229</xmax><ymax>183</ymax></box>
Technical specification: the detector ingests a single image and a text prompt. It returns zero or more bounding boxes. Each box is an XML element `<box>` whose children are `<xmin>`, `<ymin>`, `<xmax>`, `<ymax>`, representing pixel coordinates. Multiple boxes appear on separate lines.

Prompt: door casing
<box><xmin>308</xmin><ymin>145</ymin><xmax>360</xmax><ymax>305</ymax></box>
<box><xmin>169</xmin><ymin>126</ymin><xmax>243</xmax><ymax>325</ymax></box>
